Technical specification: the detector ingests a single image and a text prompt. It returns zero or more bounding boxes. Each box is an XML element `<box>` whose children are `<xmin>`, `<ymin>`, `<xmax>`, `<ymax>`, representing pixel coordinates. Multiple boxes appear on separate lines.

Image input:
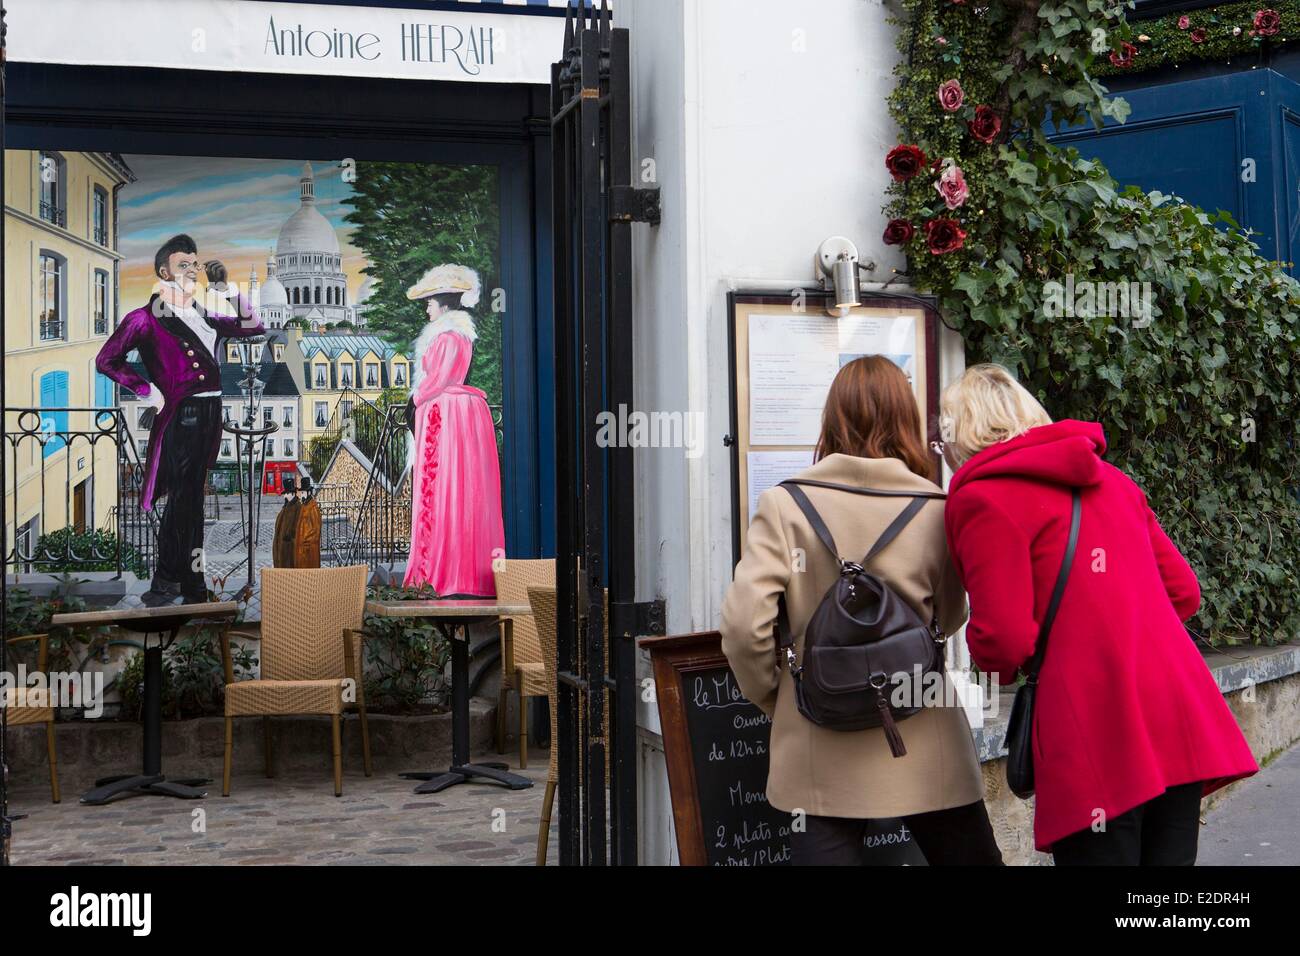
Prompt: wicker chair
<box><xmin>526</xmin><ymin>585</ymin><xmax>609</xmax><ymax>866</ymax></box>
<box><xmin>220</xmin><ymin>565</ymin><xmax>372</xmax><ymax>797</ymax></box>
<box><xmin>4</xmin><ymin>634</ymin><xmax>60</xmax><ymax>803</ymax></box>
<box><xmin>492</xmin><ymin>559</ymin><xmax>555</xmax><ymax>769</ymax></box>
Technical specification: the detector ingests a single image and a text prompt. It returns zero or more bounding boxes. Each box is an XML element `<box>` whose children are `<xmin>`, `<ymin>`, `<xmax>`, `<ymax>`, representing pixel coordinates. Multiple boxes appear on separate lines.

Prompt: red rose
<box><xmin>1109</xmin><ymin>41</ymin><xmax>1138</xmax><ymax>68</ymax></box>
<box><xmin>937</xmin><ymin>79</ymin><xmax>965</xmax><ymax>112</ymax></box>
<box><xmin>882</xmin><ymin>219</ymin><xmax>915</xmax><ymax>246</ymax></box>
<box><xmin>885</xmin><ymin>144</ymin><xmax>928</xmax><ymax>182</ymax></box>
<box><xmin>924</xmin><ymin>218</ymin><xmax>967</xmax><ymax>255</ymax></box>
<box><xmin>1190</xmin><ymin>27</ymin><xmax>1208</xmax><ymax>43</ymax></box>
<box><xmin>1254</xmin><ymin>9</ymin><xmax>1281</xmax><ymax>35</ymax></box>
<box><xmin>968</xmin><ymin>105</ymin><xmax>1002</xmax><ymax>144</ymax></box>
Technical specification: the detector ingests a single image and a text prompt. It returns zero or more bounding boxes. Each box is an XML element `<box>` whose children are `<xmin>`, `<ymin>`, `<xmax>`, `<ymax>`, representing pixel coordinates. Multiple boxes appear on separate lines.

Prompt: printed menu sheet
<box><xmin>747</xmin><ymin>312</ymin><xmax>917</xmax><ymax>445</ymax></box>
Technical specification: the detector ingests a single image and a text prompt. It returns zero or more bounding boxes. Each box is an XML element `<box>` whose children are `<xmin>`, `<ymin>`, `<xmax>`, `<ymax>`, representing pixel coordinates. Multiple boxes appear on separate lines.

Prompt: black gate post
<box><xmin>551</xmin><ymin>0</ymin><xmax>660</xmax><ymax>866</ymax></box>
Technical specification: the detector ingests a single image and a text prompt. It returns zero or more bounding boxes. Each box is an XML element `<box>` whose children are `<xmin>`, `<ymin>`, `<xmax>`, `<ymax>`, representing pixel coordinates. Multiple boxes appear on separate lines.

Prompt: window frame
<box><xmin>93</xmin><ymin>267</ymin><xmax>109</xmax><ymax>335</ymax></box>
<box><xmin>92</xmin><ymin>184</ymin><xmax>109</xmax><ymax>246</ymax></box>
<box><xmin>38</xmin><ymin>250</ymin><xmax>66</xmax><ymax>342</ymax></box>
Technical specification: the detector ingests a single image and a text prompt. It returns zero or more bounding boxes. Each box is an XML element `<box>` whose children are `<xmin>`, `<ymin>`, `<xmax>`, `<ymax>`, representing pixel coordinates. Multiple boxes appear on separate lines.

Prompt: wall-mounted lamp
<box><xmin>817</xmin><ymin>236</ymin><xmax>876</xmax><ymax>316</ymax></box>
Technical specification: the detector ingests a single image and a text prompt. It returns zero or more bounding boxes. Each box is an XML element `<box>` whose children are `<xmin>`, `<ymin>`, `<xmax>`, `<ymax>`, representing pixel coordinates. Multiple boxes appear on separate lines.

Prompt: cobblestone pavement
<box><xmin>9</xmin><ymin>746</ymin><xmax>557</xmax><ymax>866</ymax></box>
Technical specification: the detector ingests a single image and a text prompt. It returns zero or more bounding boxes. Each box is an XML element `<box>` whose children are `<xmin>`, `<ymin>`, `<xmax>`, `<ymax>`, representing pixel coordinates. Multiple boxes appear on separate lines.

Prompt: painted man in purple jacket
<box><xmin>96</xmin><ymin>234</ymin><xmax>265</xmax><ymax>606</ymax></box>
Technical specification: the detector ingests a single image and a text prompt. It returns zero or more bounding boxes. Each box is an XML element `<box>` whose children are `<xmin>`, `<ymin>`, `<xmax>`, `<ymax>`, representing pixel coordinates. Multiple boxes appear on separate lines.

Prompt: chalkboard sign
<box><xmin>641</xmin><ymin>631</ymin><xmax>927</xmax><ymax>866</ymax></box>
<box><xmin>680</xmin><ymin>656</ymin><xmax>791</xmax><ymax>865</ymax></box>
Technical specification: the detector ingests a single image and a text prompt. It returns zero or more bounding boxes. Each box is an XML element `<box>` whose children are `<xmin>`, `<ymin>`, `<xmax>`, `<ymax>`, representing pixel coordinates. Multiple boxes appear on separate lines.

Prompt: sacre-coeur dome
<box><xmin>277</xmin><ymin>205</ymin><xmax>340</xmax><ymax>256</ymax></box>
<box><xmin>276</xmin><ymin>162</ymin><xmax>340</xmax><ymax>256</ymax></box>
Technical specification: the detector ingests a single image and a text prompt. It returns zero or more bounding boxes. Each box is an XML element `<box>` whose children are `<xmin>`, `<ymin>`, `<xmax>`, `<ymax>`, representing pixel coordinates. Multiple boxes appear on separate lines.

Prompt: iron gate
<box><xmin>551</xmin><ymin>0</ymin><xmax>660</xmax><ymax>865</ymax></box>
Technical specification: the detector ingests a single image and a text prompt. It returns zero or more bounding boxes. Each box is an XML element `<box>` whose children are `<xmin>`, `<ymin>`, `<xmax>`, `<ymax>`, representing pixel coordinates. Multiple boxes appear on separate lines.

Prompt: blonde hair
<box><xmin>939</xmin><ymin>363</ymin><xmax>1053</xmax><ymax>467</ymax></box>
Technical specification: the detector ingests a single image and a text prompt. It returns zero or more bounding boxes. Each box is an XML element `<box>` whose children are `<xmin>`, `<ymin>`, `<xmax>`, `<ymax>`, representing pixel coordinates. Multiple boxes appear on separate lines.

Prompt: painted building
<box><xmin>3</xmin><ymin>148</ymin><xmax>134</xmax><ymax>563</ymax></box>
<box><xmin>296</xmin><ymin>330</ymin><xmax>410</xmax><ymax>458</ymax></box>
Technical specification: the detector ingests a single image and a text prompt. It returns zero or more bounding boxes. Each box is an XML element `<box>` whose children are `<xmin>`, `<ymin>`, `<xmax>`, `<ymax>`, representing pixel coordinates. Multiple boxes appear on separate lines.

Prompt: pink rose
<box><xmin>1178</xmin><ymin>15</ymin><xmax>1190</xmax><ymax>29</ymax></box>
<box><xmin>1254</xmin><ymin>9</ymin><xmax>1281</xmax><ymax>36</ymax></box>
<box><xmin>937</xmin><ymin>79</ymin><xmax>964</xmax><ymax>112</ymax></box>
<box><xmin>934</xmin><ymin>161</ymin><xmax>969</xmax><ymax>210</ymax></box>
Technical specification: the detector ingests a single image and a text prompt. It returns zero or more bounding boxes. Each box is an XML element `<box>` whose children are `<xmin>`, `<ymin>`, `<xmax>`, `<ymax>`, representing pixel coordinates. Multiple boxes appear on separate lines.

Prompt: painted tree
<box><xmin>342</xmin><ymin>162</ymin><xmax>503</xmax><ymax>410</ymax></box>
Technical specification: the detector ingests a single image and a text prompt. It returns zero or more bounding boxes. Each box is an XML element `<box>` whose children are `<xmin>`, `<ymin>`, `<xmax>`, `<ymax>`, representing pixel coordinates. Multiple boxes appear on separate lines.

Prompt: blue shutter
<box><xmin>95</xmin><ymin>371</ymin><xmax>114</xmax><ymax>408</ymax></box>
<box><xmin>39</xmin><ymin>371</ymin><xmax>69</xmax><ymax>457</ymax></box>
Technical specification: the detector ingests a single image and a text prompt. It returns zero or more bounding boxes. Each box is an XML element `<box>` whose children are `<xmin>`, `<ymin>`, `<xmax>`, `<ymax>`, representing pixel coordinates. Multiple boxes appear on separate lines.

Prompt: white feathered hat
<box><xmin>406</xmin><ymin>263</ymin><xmax>481</xmax><ymax>308</ymax></box>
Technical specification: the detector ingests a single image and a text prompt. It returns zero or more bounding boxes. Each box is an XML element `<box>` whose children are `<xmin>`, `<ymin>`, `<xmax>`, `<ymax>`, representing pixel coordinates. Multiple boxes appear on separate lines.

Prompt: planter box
<box><xmin>5</xmin><ymin>697</ymin><xmax>495</xmax><ymax>791</ymax></box>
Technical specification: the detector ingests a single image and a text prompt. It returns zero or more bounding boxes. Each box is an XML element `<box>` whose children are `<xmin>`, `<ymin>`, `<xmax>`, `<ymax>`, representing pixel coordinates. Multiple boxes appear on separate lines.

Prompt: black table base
<box><xmin>81</xmin><ymin>634</ymin><xmax>212</xmax><ymax>805</ymax></box>
<box><xmin>401</xmin><ymin>762</ymin><xmax>533</xmax><ymax>794</ymax></box>
<box><xmin>81</xmin><ymin>773</ymin><xmax>209</xmax><ymax>805</ymax></box>
<box><xmin>402</xmin><ymin>617</ymin><xmax>533</xmax><ymax>795</ymax></box>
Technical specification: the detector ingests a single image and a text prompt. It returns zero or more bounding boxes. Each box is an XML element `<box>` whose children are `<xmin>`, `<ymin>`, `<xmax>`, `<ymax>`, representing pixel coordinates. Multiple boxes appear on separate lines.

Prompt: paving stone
<box><xmin>9</xmin><ymin>745</ymin><xmax>556</xmax><ymax>866</ymax></box>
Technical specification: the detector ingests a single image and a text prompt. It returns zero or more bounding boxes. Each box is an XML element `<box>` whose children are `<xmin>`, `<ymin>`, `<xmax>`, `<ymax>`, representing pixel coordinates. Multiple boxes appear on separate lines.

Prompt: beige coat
<box><xmin>721</xmin><ymin>453</ymin><xmax>984</xmax><ymax>819</ymax></box>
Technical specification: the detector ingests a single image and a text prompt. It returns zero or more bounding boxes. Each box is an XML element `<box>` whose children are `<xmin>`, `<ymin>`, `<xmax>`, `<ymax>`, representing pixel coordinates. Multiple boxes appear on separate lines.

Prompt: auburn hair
<box><xmin>814</xmin><ymin>355</ymin><xmax>934</xmax><ymax>481</ymax></box>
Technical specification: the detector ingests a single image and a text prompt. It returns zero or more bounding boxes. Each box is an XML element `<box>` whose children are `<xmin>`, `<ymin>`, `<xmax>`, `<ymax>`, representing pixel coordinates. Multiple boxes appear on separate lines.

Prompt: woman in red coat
<box><xmin>941</xmin><ymin>364</ymin><xmax>1257</xmax><ymax>864</ymax></box>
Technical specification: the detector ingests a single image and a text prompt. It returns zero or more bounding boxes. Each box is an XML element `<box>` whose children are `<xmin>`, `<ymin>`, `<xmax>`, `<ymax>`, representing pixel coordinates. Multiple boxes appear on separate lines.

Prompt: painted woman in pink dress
<box><xmin>403</xmin><ymin>264</ymin><xmax>505</xmax><ymax>597</ymax></box>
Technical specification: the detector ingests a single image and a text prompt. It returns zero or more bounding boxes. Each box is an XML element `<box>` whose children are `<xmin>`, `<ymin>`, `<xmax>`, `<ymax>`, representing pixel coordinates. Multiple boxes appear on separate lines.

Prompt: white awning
<box><xmin>6</xmin><ymin>0</ymin><xmax>576</xmax><ymax>84</ymax></box>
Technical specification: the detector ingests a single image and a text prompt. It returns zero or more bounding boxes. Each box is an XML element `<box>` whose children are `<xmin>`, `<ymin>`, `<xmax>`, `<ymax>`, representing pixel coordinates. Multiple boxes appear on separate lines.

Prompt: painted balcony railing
<box><xmin>4</xmin><ymin>406</ymin><xmax>157</xmax><ymax>579</ymax></box>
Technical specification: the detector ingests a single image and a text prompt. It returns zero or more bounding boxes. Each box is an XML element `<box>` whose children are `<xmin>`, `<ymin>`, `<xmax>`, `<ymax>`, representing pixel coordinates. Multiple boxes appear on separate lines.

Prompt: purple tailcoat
<box><xmin>96</xmin><ymin>292</ymin><xmax>265</xmax><ymax>511</ymax></box>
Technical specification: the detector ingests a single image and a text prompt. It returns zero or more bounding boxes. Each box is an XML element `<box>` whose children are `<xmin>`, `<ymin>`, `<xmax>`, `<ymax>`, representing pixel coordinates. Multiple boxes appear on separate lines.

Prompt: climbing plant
<box><xmin>885</xmin><ymin>0</ymin><xmax>1300</xmax><ymax>643</ymax></box>
<box><xmin>1094</xmin><ymin>3</ymin><xmax>1297</xmax><ymax>76</ymax></box>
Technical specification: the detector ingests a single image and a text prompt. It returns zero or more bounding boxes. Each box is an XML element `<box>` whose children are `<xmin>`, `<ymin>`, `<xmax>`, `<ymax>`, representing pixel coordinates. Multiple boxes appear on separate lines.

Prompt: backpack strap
<box><xmin>863</xmin><ymin>496</ymin><xmax>931</xmax><ymax>563</ymax></box>
<box><xmin>773</xmin><ymin>481</ymin><xmax>935</xmax><ymax>662</ymax></box>
<box><xmin>783</xmin><ymin>477</ymin><xmax>946</xmax><ymax>500</ymax></box>
<box><xmin>779</xmin><ymin>482</ymin><xmax>841</xmax><ymax>562</ymax></box>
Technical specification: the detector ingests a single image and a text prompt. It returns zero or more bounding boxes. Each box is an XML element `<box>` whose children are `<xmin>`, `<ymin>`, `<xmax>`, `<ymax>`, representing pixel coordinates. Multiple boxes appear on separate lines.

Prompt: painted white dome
<box><xmin>260</xmin><ymin>276</ymin><xmax>288</xmax><ymax>306</ymax></box>
<box><xmin>277</xmin><ymin>206</ymin><xmax>339</xmax><ymax>256</ymax></box>
<box><xmin>276</xmin><ymin>162</ymin><xmax>339</xmax><ymax>256</ymax></box>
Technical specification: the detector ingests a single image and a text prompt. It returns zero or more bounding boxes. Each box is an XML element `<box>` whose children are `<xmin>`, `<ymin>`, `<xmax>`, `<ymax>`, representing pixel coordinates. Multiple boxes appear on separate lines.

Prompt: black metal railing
<box><xmin>308</xmin><ymin>387</ymin><xmax>379</xmax><ymax>478</ymax></box>
<box><xmin>38</xmin><ymin>313</ymin><xmax>63</xmax><ymax>341</ymax></box>
<box><xmin>39</xmin><ymin>200</ymin><xmax>65</xmax><ymax>228</ymax></box>
<box><xmin>4</xmin><ymin>406</ymin><xmax>156</xmax><ymax>579</ymax></box>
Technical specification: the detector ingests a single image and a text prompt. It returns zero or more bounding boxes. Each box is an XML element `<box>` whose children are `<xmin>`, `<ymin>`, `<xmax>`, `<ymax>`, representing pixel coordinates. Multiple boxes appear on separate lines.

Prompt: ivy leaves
<box><xmin>886</xmin><ymin>0</ymin><xmax>1300</xmax><ymax>644</ymax></box>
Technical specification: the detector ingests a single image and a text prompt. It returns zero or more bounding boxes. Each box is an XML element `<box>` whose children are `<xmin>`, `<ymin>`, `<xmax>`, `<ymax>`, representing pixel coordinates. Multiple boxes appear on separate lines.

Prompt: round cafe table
<box><xmin>51</xmin><ymin>601</ymin><xmax>240</xmax><ymax>805</ymax></box>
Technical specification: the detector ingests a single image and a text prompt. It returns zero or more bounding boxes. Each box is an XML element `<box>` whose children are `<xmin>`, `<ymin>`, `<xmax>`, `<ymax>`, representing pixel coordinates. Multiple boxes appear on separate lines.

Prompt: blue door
<box><xmin>1051</xmin><ymin>69</ymin><xmax>1300</xmax><ymax>275</ymax></box>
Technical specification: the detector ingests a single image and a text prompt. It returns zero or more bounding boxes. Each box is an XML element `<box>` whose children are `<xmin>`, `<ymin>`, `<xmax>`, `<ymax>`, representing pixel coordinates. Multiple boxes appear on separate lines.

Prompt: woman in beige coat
<box><xmin>721</xmin><ymin>356</ymin><xmax>1001</xmax><ymax>865</ymax></box>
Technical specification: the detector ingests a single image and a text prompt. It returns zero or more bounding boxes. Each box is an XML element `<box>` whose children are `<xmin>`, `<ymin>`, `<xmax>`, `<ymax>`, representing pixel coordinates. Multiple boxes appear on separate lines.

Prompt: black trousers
<box><xmin>1051</xmin><ymin>782</ymin><xmax>1203</xmax><ymax>866</ymax></box>
<box><xmin>153</xmin><ymin>396</ymin><xmax>222</xmax><ymax>597</ymax></box>
<box><xmin>790</xmin><ymin>800</ymin><xmax>1004</xmax><ymax>866</ymax></box>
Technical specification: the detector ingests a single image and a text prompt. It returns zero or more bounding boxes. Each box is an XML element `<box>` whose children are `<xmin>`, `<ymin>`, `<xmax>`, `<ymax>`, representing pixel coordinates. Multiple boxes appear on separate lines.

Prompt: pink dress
<box><xmin>403</xmin><ymin>318</ymin><xmax>505</xmax><ymax>596</ymax></box>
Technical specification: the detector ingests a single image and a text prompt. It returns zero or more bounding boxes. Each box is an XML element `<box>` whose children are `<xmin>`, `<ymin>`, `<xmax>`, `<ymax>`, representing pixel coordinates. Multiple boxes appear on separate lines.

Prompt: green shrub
<box><xmin>3</xmin><ymin>578</ymin><xmax>109</xmax><ymax>676</ymax></box>
<box><xmin>32</xmin><ymin>527</ymin><xmax>147</xmax><ymax>578</ymax></box>
<box><xmin>116</xmin><ymin>623</ymin><xmax>257</xmax><ymax>720</ymax></box>
<box><xmin>361</xmin><ymin>582</ymin><xmax>450</xmax><ymax>712</ymax></box>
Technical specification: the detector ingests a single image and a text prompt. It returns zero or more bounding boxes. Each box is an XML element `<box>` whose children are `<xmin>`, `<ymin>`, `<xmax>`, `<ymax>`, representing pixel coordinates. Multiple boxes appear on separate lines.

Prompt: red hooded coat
<box><xmin>944</xmin><ymin>420</ymin><xmax>1257</xmax><ymax>850</ymax></box>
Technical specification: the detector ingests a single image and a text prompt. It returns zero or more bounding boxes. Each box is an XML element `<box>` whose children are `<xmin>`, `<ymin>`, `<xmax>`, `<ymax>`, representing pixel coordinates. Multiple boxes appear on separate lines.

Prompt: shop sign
<box><xmin>7</xmin><ymin>0</ymin><xmax>565</xmax><ymax>85</ymax></box>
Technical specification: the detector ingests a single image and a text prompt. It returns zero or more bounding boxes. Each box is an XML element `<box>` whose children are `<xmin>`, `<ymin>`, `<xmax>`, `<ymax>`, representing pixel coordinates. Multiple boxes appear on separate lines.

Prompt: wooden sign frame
<box><xmin>726</xmin><ymin>290</ymin><xmax>941</xmax><ymax>565</ymax></box>
<box><xmin>638</xmin><ymin>630</ymin><xmax>733</xmax><ymax>867</ymax></box>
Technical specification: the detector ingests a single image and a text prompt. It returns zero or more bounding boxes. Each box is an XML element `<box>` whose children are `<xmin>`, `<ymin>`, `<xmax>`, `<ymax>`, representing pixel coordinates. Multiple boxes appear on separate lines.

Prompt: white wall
<box><xmin>622</xmin><ymin>0</ymin><xmax>962</xmax><ymax>864</ymax></box>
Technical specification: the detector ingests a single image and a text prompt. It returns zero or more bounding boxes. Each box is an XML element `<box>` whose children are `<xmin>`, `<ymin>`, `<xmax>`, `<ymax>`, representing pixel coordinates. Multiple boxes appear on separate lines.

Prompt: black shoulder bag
<box><xmin>774</xmin><ymin>479</ymin><xmax>949</xmax><ymax>757</ymax></box>
<box><xmin>1004</xmin><ymin>488</ymin><xmax>1082</xmax><ymax>799</ymax></box>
